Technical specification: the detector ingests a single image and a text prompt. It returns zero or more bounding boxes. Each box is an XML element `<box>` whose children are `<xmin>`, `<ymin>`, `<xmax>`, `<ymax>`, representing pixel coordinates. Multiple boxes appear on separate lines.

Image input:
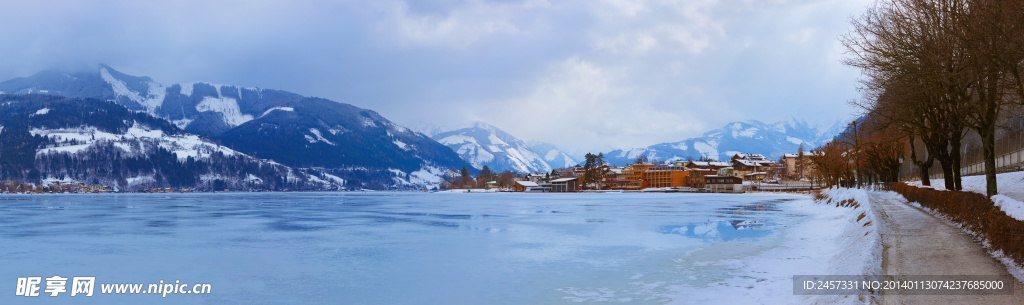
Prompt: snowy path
<box><xmin>871</xmin><ymin>192</ymin><xmax>1024</xmax><ymax>304</ymax></box>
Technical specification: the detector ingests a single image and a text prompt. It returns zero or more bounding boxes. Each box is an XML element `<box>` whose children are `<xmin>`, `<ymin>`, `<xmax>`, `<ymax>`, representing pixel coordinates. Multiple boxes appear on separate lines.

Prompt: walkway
<box><xmin>871</xmin><ymin>192</ymin><xmax>1024</xmax><ymax>304</ymax></box>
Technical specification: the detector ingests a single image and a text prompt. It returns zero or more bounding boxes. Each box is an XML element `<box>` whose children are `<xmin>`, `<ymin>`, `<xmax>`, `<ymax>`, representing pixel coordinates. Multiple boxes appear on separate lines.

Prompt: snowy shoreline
<box><xmin>661</xmin><ymin>188</ymin><xmax>881</xmax><ymax>304</ymax></box>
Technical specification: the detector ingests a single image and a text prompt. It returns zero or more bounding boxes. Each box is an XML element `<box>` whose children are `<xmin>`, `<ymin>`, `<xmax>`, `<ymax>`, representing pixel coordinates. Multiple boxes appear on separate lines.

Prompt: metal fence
<box><xmin>745</xmin><ymin>182</ymin><xmax>822</xmax><ymax>193</ymax></box>
<box><xmin>900</xmin><ymin>116</ymin><xmax>1024</xmax><ymax>180</ymax></box>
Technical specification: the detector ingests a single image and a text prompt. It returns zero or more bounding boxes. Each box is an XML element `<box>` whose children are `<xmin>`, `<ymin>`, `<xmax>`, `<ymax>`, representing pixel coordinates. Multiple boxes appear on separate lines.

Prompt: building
<box><xmin>550</xmin><ymin>177</ymin><xmax>579</xmax><ymax>192</ymax></box>
<box><xmin>601</xmin><ymin>167</ymin><xmax>628</xmax><ymax>190</ymax></box>
<box><xmin>685</xmin><ymin>161</ymin><xmax>731</xmax><ymax>171</ymax></box>
<box><xmin>552</xmin><ymin>168</ymin><xmax>576</xmax><ymax>178</ymax></box>
<box><xmin>618</xmin><ymin>163</ymin><xmax>656</xmax><ymax>190</ymax></box>
<box><xmin>686</xmin><ymin>169</ymin><xmax>708</xmax><ymax>189</ymax></box>
<box><xmin>731</xmin><ymin>153</ymin><xmax>768</xmax><ymax>162</ymax></box>
<box><xmin>643</xmin><ymin>165</ymin><xmax>690</xmax><ymax>188</ymax></box>
<box><xmin>705</xmin><ymin>175</ymin><xmax>743</xmax><ymax>193</ymax></box>
<box><xmin>730</xmin><ymin>159</ymin><xmax>761</xmax><ymax>178</ymax></box>
<box><xmin>780</xmin><ymin>152</ymin><xmax>816</xmax><ymax>179</ymax></box>
<box><xmin>743</xmin><ymin>172</ymin><xmax>767</xmax><ymax>181</ymax></box>
<box><xmin>524</xmin><ymin>173</ymin><xmax>546</xmax><ymax>183</ymax></box>
<box><xmin>730</xmin><ymin>153</ymin><xmax>780</xmax><ymax>181</ymax></box>
<box><xmin>514</xmin><ymin>180</ymin><xmax>541</xmax><ymax>192</ymax></box>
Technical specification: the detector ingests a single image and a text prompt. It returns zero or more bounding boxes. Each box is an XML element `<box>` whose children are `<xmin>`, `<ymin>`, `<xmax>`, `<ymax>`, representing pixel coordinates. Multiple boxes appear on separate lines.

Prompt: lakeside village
<box><xmin>443</xmin><ymin>152</ymin><xmax>817</xmax><ymax>193</ymax></box>
<box><xmin>0</xmin><ymin>151</ymin><xmax>815</xmax><ymax>194</ymax></box>
<box><xmin>0</xmin><ymin>179</ymin><xmax>191</xmax><ymax>194</ymax></box>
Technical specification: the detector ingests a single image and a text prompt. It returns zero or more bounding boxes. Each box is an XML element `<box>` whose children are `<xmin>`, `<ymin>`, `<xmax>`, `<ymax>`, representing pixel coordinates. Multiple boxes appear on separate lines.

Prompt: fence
<box><xmin>745</xmin><ymin>182</ymin><xmax>822</xmax><ymax>193</ymax></box>
<box><xmin>900</xmin><ymin>117</ymin><xmax>1024</xmax><ymax>181</ymax></box>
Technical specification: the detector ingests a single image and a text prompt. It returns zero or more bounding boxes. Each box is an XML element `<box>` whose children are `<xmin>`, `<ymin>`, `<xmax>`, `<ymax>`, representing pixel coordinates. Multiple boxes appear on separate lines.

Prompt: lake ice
<box><xmin>0</xmin><ymin>192</ymin><xmax>844</xmax><ymax>304</ymax></box>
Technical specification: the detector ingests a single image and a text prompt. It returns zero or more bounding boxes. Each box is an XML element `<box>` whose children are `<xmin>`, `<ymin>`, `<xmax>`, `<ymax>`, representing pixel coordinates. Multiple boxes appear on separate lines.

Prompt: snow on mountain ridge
<box><xmin>100</xmin><ymin>67</ymin><xmax>167</xmax><ymax>113</ymax></box>
<box><xmin>0</xmin><ymin>65</ymin><xmax>473</xmax><ymax>190</ymax></box>
<box><xmin>527</xmin><ymin>140</ymin><xmax>579</xmax><ymax>169</ymax></box>
<box><xmin>196</xmin><ymin>96</ymin><xmax>253</xmax><ymax>127</ymax></box>
<box><xmin>432</xmin><ymin>122</ymin><xmax>555</xmax><ymax>173</ymax></box>
<box><xmin>32</xmin><ymin>122</ymin><xmax>241</xmax><ymax>161</ymax></box>
<box><xmin>599</xmin><ymin>119</ymin><xmax>845</xmax><ymax>166</ymax></box>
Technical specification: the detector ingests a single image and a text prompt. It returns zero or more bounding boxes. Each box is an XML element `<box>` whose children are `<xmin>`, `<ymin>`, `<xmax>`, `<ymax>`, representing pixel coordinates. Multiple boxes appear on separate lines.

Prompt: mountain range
<box><xmin>600</xmin><ymin>119</ymin><xmax>845</xmax><ymax>166</ymax></box>
<box><xmin>0</xmin><ymin>94</ymin><xmax>342</xmax><ymax>191</ymax></box>
<box><xmin>0</xmin><ymin>65</ymin><xmax>847</xmax><ymax>189</ymax></box>
<box><xmin>429</xmin><ymin>122</ymin><xmax>580</xmax><ymax>174</ymax></box>
<box><xmin>0</xmin><ymin>65</ymin><xmax>471</xmax><ymax>189</ymax></box>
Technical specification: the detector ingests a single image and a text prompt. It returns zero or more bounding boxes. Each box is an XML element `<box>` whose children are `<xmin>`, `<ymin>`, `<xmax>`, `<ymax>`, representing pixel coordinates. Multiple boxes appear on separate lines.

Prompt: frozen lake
<box><xmin>0</xmin><ymin>192</ymin><xmax>824</xmax><ymax>304</ymax></box>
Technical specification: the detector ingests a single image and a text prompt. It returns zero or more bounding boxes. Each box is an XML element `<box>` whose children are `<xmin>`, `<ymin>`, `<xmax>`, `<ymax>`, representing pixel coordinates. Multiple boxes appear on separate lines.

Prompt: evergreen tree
<box><xmin>460</xmin><ymin>166</ymin><xmax>471</xmax><ymax>188</ymax></box>
<box><xmin>479</xmin><ymin>165</ymin><xmax>493</xmax><ymax>182</ymax></box>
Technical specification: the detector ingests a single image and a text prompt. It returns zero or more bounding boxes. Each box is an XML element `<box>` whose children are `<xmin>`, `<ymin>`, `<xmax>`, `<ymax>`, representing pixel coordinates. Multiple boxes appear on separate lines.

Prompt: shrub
<box><xmin>892</xmin><ymin>183</ymin><xmax>1024</xmax><ymax>268</ymax></box>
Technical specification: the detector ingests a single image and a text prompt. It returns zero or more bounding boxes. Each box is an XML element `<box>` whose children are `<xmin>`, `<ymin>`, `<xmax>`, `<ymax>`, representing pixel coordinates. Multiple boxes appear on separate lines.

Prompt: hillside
<box><xmin>0</xmin><ymin>65</ymin><xmax>472</xmax><ymax>189</ymax></box>
<box><xmin>0</xmin><ymin>94</ymin><xmax>342</xmax><ymax>191</ymax></box>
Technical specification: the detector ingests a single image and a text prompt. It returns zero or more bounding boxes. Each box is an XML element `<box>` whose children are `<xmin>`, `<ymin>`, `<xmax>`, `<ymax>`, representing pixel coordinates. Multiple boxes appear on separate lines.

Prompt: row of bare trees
<box><xmin>441</xmin><ymin>166</ymin><xmax>524</xmax><ymax>190</ymax></box>
<box><xmin>840</xmin><ymin>0</ymin><xmax>1024</xmax><ymax>196</ymax></box>
<box><xmin>807</xmin><ymin>117</ymin><xmax>906</xmax><ymax>188</ymax></box>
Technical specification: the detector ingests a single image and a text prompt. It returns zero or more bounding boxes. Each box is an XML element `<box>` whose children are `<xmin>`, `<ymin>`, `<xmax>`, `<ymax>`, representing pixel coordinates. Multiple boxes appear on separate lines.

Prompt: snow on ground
<box><xmin>180</xmin><ymin>82</ymin><xmax>194</xmax><ymax>96</ymax></box>
<box><xmin>305</xmin><ymin>128</ymin><xmax>335</xmax><ymax>145</ymax></box>
<box><xmin>992</xmin><ymin>195</ymin><xmax>1024</xmax><ymax>221</ymax></box>
<box><xmin>172</xmin><ymin>118</ymin><xmax>193</xmax><ymax>129</ymax></box>
<box><xmin>667</xmin><ymin>188</ymin><xmax>880</xmax><ymax>304</ymax></box>
<box><xmin>259</xmin><ymin>106</ymin><xmax>294</xmax><ymax>118</ymax></box>
<box><xmin>693</xmin><ymin>140</ymin><xmax>718</xmax><ymax>159</ymax></box>
<box><xmin>543</xmin><ymin>149</ymin><xmax>559</xmax><ymax>161</ymax></box>
<box><xmin>100</xmin><ymin>67</ymin><xmax>167</xmax><ymax>113</ymax></box>
<box><xmin>126</xmin><ymin>175</ymin><xmax>155</xmax><ymax>186</ymax></box>
<box><xmin>245</xmin><ymin>174</ymin><xmax>263</xmax><ymax>184</ymax></box>
<box><xmin>361</xmin><ymin>117</ymin><xmax>376</xmax><ymax>127</ymax></box>
<box><xmin>196</xmin><ymin>96</ymin><xmax>253</xmax><ymax>127</ymax></box>
<box><xmin>907</xmin><ymin>172</ymin><xmax>1024</xmax><ymax>221</ymax></box>
<box><xmin>621</xmin><ymin>147</ymin><xmax>649</xmax><ymax>159</ymax></box>
<box><xmin>392</xmin><ymin>139</ymin><xmax>409</xmax><ymax>150</ymax></box>
<box><xmin>321</xmin><ymin>173</ymin><xmax>346</xmax><ymax>186</ymax></box>
<box><xmin>438</xmin><ymin>134</ymin><xmax>476</xmax><ymax>145</ymax></box>
<box><xmin>435</xmin><ymin>188</ymin><xmax>497</xmax><ymax>193</ymax></box>
<box><xmin>32</xmin><ymin>123</ymin><xmax>241</xmax><ymax>161</ymax></box>
<box><xmin>100</xmin><ymin>68</ymin><xmax>143</xmax><ymax>103</ymax></box>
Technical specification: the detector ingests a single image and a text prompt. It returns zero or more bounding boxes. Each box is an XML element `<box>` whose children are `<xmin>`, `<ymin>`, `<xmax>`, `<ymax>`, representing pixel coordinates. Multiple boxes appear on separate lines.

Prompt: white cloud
<box><xmin>601</xmin><ymin>0</ymin><xmax>648</xmax><ymax>17</ymax></box>
<box><xmin>478</xmin><ymin>56</ymin><xmax>704</xmax><ymax>155</ymax></box>
<box><xmin>376</xmin><ymin>0</ymin><xmax>527</xmax><ymax>48</ymax></box>
<box><xmin>0</xmin><ymin>0</ymin><xmax>872</xmax><ymax>155</ymax></box>
<box><xmin>590</xmin><ymin>0</ymin><xmax>722</xmax><ymax>55</ymax></box>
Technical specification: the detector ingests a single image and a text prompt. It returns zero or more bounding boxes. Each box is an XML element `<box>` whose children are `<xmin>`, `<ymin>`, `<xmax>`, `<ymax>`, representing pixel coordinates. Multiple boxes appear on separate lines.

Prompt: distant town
<box><xmin>442</xmin><ymin>151</ymin><xmax>818</xmax><ymax>193</ymax></box>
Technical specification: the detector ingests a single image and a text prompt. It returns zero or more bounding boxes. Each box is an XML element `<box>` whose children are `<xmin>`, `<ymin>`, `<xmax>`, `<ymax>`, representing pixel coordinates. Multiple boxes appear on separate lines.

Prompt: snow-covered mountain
<box><xmin>527</xmin><ymin>141</ymin><xmax>579</xmax><ymax>169</ymax></box>
<box><xmin>432</xmin><ymin>122</ymin><xmax>556</xmax><ymax>173</ymax></box>
<box><xmin>601</xmin><ymin>119</ymin><xmax>845</xmax><ymax>166</ymax></box>
<box><xmin>0</xmin><ymin>94</ymin><xmax>343</xmax><ymax>191</ymax></box>
<box><xmin>0</xmin><ymin>65</ymin><xmax>472</xmax><ymax>189</ymax></box>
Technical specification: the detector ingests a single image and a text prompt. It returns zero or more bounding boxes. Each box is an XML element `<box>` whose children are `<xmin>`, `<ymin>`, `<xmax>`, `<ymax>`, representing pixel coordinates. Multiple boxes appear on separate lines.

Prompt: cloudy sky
<box><xmin>0</xmin><ymin>0</ymin><xmax>871</xmax><ymax>156</ymax></box>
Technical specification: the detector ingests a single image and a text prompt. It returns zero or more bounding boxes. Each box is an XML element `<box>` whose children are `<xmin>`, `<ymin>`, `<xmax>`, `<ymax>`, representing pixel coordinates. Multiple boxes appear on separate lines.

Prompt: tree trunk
<box><xmin>981</xmin><ymin>128</ymin><xmax>998</xmax><ymax>197</ymax></box>
<box><xmin>939</xmin><ymin>158</ymin><xmax>955</xmax><ymax>190</ymax></box>
<box><xmin>951</xmin><ymin>137</ymin><xmax>962</xmax><ymax>191</ymax></box>
<box><xmin>918</xmin><ymin>163</ymin><xmax>931</xmax><ymax>186</ymax></box>
<box><xmin>908</xmin><ymin>134</ymin><xmax>932</xmax><ymax>186</ymax></box>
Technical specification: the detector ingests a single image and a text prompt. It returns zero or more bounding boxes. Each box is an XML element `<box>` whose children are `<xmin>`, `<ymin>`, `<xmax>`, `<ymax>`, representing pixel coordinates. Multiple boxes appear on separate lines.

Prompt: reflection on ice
<box><xmin>658</xmin><ymin>220</ymin><xmax>771</xmax><ymax>241</ymax></box>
